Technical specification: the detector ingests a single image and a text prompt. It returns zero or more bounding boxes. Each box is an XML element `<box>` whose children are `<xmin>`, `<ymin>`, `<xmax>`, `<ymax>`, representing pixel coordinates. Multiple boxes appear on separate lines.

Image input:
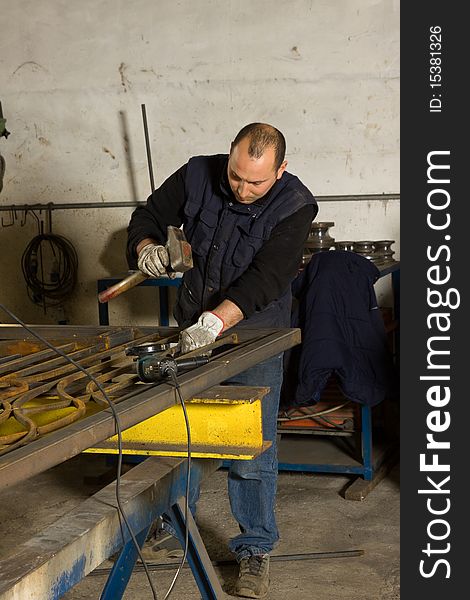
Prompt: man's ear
<box><xmin>276</xmin><ymin>160</ymin><xmax>288</xmax><ymax>180</ymax></box>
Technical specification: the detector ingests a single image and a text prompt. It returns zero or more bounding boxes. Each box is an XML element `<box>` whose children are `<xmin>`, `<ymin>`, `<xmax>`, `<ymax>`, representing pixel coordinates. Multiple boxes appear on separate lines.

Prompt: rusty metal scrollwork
<box><xmin>0</xmin><ymin>331</ymin><xmax>178</xmax><ymax>457</ymax></box>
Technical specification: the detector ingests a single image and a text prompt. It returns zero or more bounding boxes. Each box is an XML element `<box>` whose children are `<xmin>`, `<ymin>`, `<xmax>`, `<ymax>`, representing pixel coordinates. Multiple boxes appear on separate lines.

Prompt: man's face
<box><xmin>227</xmin><ymin>137</ymin><xmax>287</xmax><ymax>204</ymax></box>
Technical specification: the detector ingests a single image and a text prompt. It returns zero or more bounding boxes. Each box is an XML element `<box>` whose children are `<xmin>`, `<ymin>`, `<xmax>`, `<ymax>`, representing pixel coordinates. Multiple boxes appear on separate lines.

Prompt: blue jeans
<box><xmin>225</xmin><ymin>353</ymin><xmax>283</xmax><ymax>560</ymax></box>
<box><xmin>163</xmin><ymin>354</ymin><xmax>283</xmax><ymax>561</ymax></box>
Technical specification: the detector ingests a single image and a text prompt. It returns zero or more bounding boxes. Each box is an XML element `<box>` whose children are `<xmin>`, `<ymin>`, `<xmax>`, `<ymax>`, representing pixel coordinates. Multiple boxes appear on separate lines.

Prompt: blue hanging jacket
<box><xmin>281</xmin><ymin>251</ymin><xmax>396</xmax><ymax>407</ymax></box>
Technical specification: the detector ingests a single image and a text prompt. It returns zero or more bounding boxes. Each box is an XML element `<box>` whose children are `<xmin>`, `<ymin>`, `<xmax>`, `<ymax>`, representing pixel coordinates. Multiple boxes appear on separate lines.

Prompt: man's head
<box><xmin>227</xmin><ymin>123</ymin><xmax>288</xmax><ymax>204</ymax></box>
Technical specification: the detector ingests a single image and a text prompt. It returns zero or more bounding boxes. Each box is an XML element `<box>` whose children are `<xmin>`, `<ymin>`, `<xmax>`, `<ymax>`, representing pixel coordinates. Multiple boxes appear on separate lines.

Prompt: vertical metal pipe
<box><xmin>141</xmin><ymin>104</ymin><xmax>155</xmax><ymax>194</ymax></box>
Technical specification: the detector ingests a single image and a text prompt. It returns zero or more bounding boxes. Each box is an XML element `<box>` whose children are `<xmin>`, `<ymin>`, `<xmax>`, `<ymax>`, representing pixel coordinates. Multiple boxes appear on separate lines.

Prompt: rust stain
<box><xmin>38</xmin><ymin>137</ymin><xmax>50</xmax><ymax>146</ymax></box>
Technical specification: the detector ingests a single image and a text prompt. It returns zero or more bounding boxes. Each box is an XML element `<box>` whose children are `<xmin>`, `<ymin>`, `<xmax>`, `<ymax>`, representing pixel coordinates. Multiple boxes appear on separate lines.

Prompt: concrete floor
<box><xmin>0</xmin><ymin>453</ymin><xmax>399</xmax><ymax>599</ymax></box>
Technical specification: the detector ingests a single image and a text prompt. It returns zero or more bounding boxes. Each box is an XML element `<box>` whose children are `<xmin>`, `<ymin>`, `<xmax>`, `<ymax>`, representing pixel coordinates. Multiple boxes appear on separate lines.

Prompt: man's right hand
<box><xmin>137</xmin><ymin>243</ymin><xmax>170</xmax><ymax>277</ymax></box>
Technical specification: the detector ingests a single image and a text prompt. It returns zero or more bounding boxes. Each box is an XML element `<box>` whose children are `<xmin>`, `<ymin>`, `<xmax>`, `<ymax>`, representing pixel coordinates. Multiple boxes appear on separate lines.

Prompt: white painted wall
<box><xmin>0</xmin><ymin>0</ymin><xmax>399</xmax><ymax>325</ymax></box>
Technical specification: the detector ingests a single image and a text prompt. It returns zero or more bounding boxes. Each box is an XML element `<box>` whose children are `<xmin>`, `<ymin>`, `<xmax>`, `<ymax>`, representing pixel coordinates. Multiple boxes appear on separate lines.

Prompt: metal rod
<box><xmin>141</xmin><ymin>103</ymin><xmax>155</xmax><ymax>194</ymax></box>
<box><xmin>316</xmin><ymin>193</ymin><xmax>399</xmax><ymax>203</ymax></box>
<box><xmin>0</xmin><ymin>202</ymin><xmax>140</xmax><ymax>211</ymax></box>
<box><xmin>0</xmin><ymin>194</ymin><xmax>400</xmax><ymax>213</ymax></box>
<box><xmin>89</xmin><ymin>549</ymin><xmax>366</xmax><ymax>576</ymax></box>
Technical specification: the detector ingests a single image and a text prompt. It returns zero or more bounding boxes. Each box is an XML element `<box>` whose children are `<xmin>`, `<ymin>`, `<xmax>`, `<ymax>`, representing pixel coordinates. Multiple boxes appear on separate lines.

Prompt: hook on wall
<box><xmin>46</xmin><ymin>202</ymin><xmax>53</xmax><ymax>233</ymax></box>
<box><xmin>20</xmin><ymin>209</ymin><xmax>28</xmax><ymax>227</ymax></box>
<box><xmin>1</xmin><ymin>209</ymin><xmax>14</xmax><ymax>227</ymax></box>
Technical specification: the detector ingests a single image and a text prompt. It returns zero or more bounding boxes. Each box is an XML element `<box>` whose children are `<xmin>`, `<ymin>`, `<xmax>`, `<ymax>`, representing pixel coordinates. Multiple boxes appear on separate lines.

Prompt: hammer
<box><xmin>98</xmin><ymin>225</ymin><xmax>192</xmax><ymax>303</ymax></box>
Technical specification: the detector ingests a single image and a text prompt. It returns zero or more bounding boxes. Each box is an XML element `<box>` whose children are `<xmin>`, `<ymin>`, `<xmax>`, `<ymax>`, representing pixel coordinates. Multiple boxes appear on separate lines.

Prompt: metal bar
<box><xmin>0</xmin><ymin>203</ymin><xmax>141</xmax><ymax>211</ymax></box>
<box><xmin>277</xmin><ymin>462</ymin><xmax>367</xmax><ymax>474</ymax></box>
<box><xmin>0</xmin><ymin>355</ymin><xmax>21</xmax><ymax>365</ymax></box>
<box><xmin>0</xmin><ymin>194</ymin><xmax>400</xmax><ymax>212</ymax></box>
<box><xmin>97</xmin><ymin>276</ymin><xmax>182</xmax><ymax>288</ymax></box>
<box><xmin>0</xmin><ymin>324</ymin><xmax>177</xmax><ymax>340</ymax></box>
<box><xmin>100</xmin><ymin>527</ymin><xmax>149</xmax><ymax>600</ymax></box>
<box><xmin>0</xmin><ymin>344</ymin><xmax>77</xmax><ymax>375</ymax></box>
<box><xmin>315</xmin><ymin>193</ymin><xmax>399</xmax><ymax>203</ymax></box>
<box><xmin>0</xmin><ymin>456</ymin><xmax>220</xmax><ymax>600</ymax></box>
<box><xmin>168</xmin><ymin>499</ymin><xmax>227</xmax><ymax>599</ymax></box>
<box><xmin>141</xmin><ymin>104</ymin><xmax>155</xmax><ymax>194</ymax></box>
<box><xmin>0</xmin><ymin>328</ymin><xmax>300</xmax><ymax>489</ymax></box>
<box><xmin>92</xmin><ymin>549</ymin><xmax>366</xmax><ymax>576</ymax></box>
<box><xmin>0</xmin><ymin>324</ymin><xmax>268</xmax><ymax>341</ymax></box>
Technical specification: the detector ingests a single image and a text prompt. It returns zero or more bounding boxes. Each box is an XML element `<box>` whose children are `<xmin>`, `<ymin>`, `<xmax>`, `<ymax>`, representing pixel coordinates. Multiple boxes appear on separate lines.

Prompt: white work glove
<box><xmin>137</xmin><ymin>243</ymin><xmax>169</xmax><ymax>277</ymax></box>
<box><xmin>180</xmin><ymin>311</ymin><xmax>224</xmax><ymax>353</ymax></box>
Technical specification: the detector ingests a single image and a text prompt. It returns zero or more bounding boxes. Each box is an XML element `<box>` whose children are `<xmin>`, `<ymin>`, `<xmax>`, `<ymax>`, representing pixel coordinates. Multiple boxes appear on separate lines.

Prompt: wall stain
<box><xmin>140</xmin><ymin>67</ymin><xmax>158</xmax><ymax>76</ymax></box>
<box><xmin>13</xmin><ymin>61</ymin><xmax>46</xmax><ymax>75</ymax></box>
<box><xmin>290</xmin><ymin>46</ymin><xmax>301</xmax><ymax>59</ymax></box>
<box><xmin>118</xmin><ymin>63</ymin><xmax>131</xmax><ymax>92</ymax></box>
<box><xmin>102</xmin><ymin>147</ymin><xmax>116</xmax><ymax>160</ymax></box>
<box><xmin>345</xmin><ymin>150</ymin><xmax>353</xmax><ymax>175</ymax></box>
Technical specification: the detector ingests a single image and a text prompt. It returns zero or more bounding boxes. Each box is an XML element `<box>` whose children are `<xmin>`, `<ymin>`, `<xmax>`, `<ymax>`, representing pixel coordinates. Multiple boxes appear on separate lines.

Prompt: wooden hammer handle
<box><xmin>98</xmin><ymin>271</ymin><xmax>148</xmax><ymax>303</ymax></box>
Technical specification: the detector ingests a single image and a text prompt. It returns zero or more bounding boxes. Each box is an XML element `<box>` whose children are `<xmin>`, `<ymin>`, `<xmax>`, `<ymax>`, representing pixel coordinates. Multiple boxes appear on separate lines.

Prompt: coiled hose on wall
<box><xmin>21</xmin><ymin>233</ymin><xmax>78</xmax><ymax>307</ymax></box>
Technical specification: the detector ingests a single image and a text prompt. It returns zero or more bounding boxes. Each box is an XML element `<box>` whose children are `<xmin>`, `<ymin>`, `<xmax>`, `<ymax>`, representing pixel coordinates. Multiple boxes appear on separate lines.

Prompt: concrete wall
<box><xmin>0</xmin><ymin>0</ymin><xmax>399</xmax><ymax>326</ymax></box>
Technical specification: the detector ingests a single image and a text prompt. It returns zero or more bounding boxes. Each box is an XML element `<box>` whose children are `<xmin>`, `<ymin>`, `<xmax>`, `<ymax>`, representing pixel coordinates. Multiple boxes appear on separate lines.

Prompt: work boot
<box><xmin>234</xmin><ymin>554</ymin><xmax>270</xmax><ymax>599</ymax></box>
<box><xmin>139</xmin><ymin>521</ymin><xmax>184</xmax><ymax>561</ymax></box>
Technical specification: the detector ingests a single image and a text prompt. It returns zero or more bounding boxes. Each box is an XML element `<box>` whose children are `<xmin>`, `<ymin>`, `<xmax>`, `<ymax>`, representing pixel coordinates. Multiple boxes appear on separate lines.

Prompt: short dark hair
<box><xmin>232</xmin><ymin>123</ymin><xmax>286</xmax><ymax>170</ymax></box>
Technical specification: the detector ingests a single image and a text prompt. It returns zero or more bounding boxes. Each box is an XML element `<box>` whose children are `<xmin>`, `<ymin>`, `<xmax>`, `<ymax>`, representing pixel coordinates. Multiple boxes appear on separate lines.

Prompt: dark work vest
<box><xmin>174</xmin><ymin>154</ymin><xmax>316</xmax><ymax>328</ymax></box>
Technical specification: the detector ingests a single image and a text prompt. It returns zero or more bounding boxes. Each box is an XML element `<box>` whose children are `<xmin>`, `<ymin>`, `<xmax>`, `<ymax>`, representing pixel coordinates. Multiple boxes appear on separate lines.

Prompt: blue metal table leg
<box><xmin>101</xmin><ymin>525</ymin><xmax>150</xmax><ymax>600</ymax></box>
<box><xmin>97</xmin><ymin>281</ymin><xmax>110</xmax><ymax>326</ymax></box>
<box><xmin>167</xmin><ymin>499</ymin><xmax>225</xmax><ymax>599</ymax></box>
<box><xmin>361</xmin><ymin>405</ymin><xmax>373</xmax><ymax>480</ymax></box>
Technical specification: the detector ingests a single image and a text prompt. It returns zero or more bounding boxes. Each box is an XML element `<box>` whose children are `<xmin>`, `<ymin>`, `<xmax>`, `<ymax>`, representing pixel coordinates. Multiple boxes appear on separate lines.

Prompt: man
<box><xmin>127</xmin><ymin>123</ymin><xmax>317</xmax><ymax>598</ymax></box>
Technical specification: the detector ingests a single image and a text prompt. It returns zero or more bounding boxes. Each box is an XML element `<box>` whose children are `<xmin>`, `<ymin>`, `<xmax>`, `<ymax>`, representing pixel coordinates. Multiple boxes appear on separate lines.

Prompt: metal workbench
<box><xmin>0</xmin><ymin>324</ymin><xmax>301</xmax><ymax>599</ymax></box>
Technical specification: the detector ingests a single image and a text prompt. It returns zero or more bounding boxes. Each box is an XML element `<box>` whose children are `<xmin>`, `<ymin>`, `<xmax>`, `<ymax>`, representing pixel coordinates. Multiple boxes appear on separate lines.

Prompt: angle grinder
<box><xmin>125</xmin><ymin>343</ymin><xmax>209</xmax><ymax>383</ymax></box>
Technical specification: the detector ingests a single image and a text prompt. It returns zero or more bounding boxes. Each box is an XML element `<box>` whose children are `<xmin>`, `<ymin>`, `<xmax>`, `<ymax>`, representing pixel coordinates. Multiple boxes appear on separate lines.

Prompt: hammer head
<box><xmin>166</xmin><ymin>225</ymin><xmax>193</xmax><ymax>272</ymax></box>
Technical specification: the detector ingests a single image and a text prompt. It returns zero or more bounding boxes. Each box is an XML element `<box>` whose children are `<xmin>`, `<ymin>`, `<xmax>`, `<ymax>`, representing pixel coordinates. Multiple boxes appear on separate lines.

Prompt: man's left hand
<box><xmin>180</xmin><ymin>311</ymin><xmax>224</xmax><ymax>353</ymax></box>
